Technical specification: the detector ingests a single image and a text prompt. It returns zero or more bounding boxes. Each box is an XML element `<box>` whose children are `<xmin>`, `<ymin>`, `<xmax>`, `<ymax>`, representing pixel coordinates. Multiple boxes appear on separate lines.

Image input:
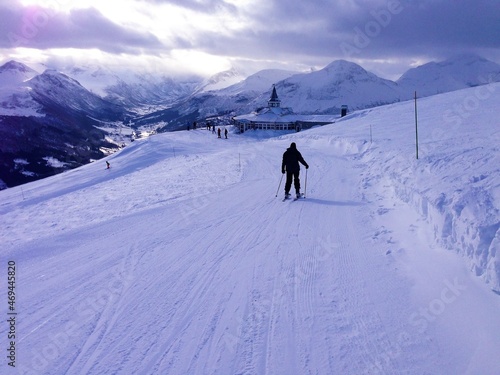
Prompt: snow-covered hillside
<box><xmin>397</xmin><ymin>53</ymin><xmax>500</xmax><ymax>97</ymax></box>
<box><xmin>0</xmin><ymin>61</ymin><xmax>42</xmax><ymax>117</ymax></box>
<box><xmin>0</xmin><ymin>66</ymin><xmax>127</xmax><ymax>188</ymax></box>
<box><xmin>196</xmin><ymin>67</ymin><xmax>249</xmax><ymax>93</ymax></box>
<box><xmin>28</xmin><ymin>70</ymin><xmax>125</xmax><ymax>120</ymax></box>
<box><xmin>1</xmin><ymin>83</ymin><xmax>499</xmax><ymax>374</ymax></box>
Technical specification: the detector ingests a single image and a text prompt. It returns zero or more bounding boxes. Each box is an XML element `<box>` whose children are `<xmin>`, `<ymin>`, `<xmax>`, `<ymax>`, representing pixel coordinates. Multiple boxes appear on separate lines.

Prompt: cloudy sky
<box><xmin>0</xmin><ymin>0</ymin><xmax>499</xmax><ymax>80</ymax></box>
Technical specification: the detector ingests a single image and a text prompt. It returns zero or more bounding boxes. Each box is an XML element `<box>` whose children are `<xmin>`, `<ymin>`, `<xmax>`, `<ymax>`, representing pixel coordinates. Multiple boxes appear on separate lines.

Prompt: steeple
<box><xmin>268</xmin><ymin>85</ymin><xmax>281</xmax><ymax>108</ymax></box>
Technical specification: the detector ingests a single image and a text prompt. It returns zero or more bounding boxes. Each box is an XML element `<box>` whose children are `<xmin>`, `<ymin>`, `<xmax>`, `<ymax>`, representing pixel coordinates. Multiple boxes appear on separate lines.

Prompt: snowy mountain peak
<box><xmin>267</xmin><ymin>59</ymin><xmax>399</xmax><ymax>114</ymax></box>
<box><xmin>0</xmin><ymin>60</ymin><xmax>38</xmax><ymax>83</ymax></box>
<box><xmin>0</xmin><ymin>60</ymin><xmax>37</xmax><ymax>74</ymax></box>
<box><xmin>35</xmin><ymin>69</ymin><xmax>86</xmax><ymax>89</ymax></box>
<box><xmin>219</xmin><ymin>69</ymin><xmax>298</xmax><ymax>95</ymax></box>
<box><xmin>323</xmin><ymin>59</ymin><xmax>366</xmax><ymax>73</ymax></box>
<box><xmin>200</xmin><ymin>68</ymin><xmax>247</xmax><ymax>92</ymax></box>
<box><xmin>26</xmin><ymin>68</ymin><xmax>126</xmax><ymax>123</ymax></box>
<box><xmin>441</xmin><ymin>52</ymin><xmax>489</xmax><ymax>66</ymax></box>
<box><xmin>312</xmin><ymin>59</ymin><xmax>384</xmax><ymax>86</ymax></box>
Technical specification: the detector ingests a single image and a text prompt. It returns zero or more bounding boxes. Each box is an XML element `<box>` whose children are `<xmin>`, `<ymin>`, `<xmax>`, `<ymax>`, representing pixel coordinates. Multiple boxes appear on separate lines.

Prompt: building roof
<box><xmin>234</xmin><ymin>110</ymin><xmax>338</xmax><ymax>124</ymax></box>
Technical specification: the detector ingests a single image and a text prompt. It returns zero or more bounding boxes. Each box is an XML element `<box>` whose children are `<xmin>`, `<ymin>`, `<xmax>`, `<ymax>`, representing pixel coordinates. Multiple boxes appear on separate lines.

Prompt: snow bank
<box><xmin>327</xmin><ymin>83</ymin><xmax>500</xmax><ymax>291</ymax></box>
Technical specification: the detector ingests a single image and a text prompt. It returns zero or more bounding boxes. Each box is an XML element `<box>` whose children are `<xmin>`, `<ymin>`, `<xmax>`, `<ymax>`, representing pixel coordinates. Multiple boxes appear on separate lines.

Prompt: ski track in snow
<box><xmin>2</xmin><ymin>90</ymin><xmax>500</xmax><ymax>374</ymax></box>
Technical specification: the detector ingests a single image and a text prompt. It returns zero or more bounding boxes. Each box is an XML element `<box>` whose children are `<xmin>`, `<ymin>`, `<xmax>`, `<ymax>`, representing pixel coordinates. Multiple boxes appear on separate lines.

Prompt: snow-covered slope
<box><xmin>337</xmin><ymin>82</ymin><xmax>500</xmax><ymax>292</ymax></box>
<box><xmin>66</xmin><ymin>65</ymin><xmax>123</xmax><ymax>97</ymax></box>
<box><xmin>398</xmin><ymin>53</ymin><xmax>500</xmax><ymax>97</ymax></box>
<box><xmin>1</xmin><ymin>83</ymin><xmax>499</xmax><ymax>374</ymax></box>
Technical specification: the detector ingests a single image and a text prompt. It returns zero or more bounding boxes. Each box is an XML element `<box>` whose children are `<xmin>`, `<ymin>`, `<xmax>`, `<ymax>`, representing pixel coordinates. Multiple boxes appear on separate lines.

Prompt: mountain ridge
<box><xmin>1</xmin><ymin>53</ymin><xmax>500</xmax><ymax>188</ymax></box>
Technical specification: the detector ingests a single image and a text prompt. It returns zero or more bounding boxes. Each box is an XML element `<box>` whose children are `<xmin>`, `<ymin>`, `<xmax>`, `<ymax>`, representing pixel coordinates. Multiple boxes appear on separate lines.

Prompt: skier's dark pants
<box><xmin>285</xmin><ymin>171</ymin><xmax>300</xmax><ymax>194</ymax></box>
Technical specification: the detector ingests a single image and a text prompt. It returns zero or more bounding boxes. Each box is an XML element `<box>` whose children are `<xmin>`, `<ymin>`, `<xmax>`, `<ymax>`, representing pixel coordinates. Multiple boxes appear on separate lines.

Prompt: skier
<box><xmin>224</xmin><ymin>128</ymin><xmax>228</xmax><ymax>139</ymax></box>
<box><xmin>106</xmin><ymin>161</ymin><xmax>110</xmax><ymax>169</ymax></box>
<box><xmin>281</xmin><ymin>142</ymin><xmax>308</xmax><ymax>199</ymax></box>
<box><xmin>218</xmin><ymin>128</ymin><xmax>221</xmax><ymax>138</ymax></box>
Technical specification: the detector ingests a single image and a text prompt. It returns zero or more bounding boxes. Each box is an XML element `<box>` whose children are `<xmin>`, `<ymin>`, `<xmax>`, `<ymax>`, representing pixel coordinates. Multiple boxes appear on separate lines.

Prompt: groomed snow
<box><xmin>1</xmin><ymin>84</ymin><xmax>500</xmax><ymax>374</ymax></box>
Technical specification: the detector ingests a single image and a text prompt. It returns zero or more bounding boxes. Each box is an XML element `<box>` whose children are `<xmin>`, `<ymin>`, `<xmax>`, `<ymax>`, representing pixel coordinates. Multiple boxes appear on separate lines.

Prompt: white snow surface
<box><xmin>1</xmin><ymin>84</ymin><xmax>500</xmax><ymax>375</ymax></box>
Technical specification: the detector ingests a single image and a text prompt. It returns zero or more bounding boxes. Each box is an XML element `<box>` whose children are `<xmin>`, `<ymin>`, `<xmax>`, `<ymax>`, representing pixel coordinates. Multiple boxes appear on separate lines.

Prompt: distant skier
<box><xmin>106</xmin><ymin>161</ymin><xmax>110</xmax><ymax>169</ymax></box>
<box><xmin>282</xmin><ymin>142</ymin><xmax>308</xmax><ymax>199</ymax></box>
<box><xmin>224</xmin><ymin>128</ymin><xmax>228</xmax><ymax>139</ymax></box>
<box><xmin>218</xmin><ymin>128</ymin><xmax>221</xmax><ymax>138</ymax></box>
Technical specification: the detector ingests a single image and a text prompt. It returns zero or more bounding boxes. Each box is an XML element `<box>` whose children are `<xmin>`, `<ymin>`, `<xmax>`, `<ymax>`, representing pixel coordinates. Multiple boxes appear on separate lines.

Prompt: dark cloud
<box><xmin>344</xmin><ymin>0</ymin><xmax>500</xmax><ymax>59</ymax></box>
<box><xmin>184</xmin><ymin>0</ymin><xmax>500</xmax><ymax>75</ymax></box>
<box><xmin>0</xmin><ymin>3</ymin><xmax>165</xmax><ymax>54</ymax></box>
<box><xmin>0</xmin><ymin>0</ymin><xmax>499</xmax><ymax>78</ymax></box>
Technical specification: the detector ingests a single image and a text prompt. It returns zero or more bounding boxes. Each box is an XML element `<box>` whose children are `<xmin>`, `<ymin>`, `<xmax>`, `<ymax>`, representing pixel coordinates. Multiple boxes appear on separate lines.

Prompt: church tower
<box><xmin>268</xmin><ymin>85</ymin><xmax>281</xmax><ymax>108</ymax></box>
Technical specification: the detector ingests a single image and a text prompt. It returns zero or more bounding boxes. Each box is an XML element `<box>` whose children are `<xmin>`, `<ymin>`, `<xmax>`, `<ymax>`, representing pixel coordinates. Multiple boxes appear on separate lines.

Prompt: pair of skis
<box><xmin>282</xmin><ymin>193</ymin><xmax>305</xmax><ymax>202</ymax></box>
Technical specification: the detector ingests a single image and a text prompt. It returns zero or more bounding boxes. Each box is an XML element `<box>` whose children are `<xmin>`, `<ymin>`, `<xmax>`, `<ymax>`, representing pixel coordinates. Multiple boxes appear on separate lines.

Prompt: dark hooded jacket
<box><xmin>282</xmin><ymin>143</ymin><xmax>308</xmax><ymax>173</ymax></box>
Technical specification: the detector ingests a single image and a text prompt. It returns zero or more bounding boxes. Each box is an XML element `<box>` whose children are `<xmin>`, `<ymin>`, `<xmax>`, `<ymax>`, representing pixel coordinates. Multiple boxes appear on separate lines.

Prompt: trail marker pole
<box><xmin>415</xmin><ymin>91</ymin><xmax>419</xmax><ymax>160</ymax></box>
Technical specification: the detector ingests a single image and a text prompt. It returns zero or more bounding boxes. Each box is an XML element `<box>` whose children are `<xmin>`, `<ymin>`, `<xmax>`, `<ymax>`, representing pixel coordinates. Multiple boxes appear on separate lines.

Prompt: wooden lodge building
<box><xmin>233</xmin><ymin>85</ymin><xmax>341</xmax><ymax>132</ymax></box>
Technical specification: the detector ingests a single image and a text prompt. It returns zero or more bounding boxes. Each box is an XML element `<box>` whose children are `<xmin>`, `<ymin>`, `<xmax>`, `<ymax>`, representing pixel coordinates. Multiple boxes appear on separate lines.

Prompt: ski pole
<box><xmin>304</xmin><ymin>168</ymin><xmax>308</xmax><ymax>198</ymax></box>
<box><xmin>275</xmin><ymin>173</ymin><xmax>284</xmax><ymax>197</ymax></box>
